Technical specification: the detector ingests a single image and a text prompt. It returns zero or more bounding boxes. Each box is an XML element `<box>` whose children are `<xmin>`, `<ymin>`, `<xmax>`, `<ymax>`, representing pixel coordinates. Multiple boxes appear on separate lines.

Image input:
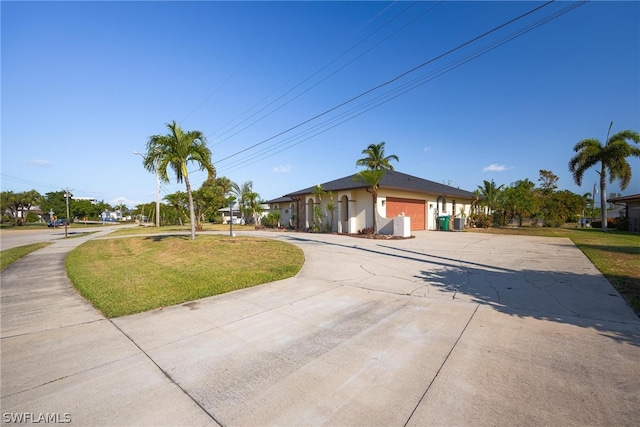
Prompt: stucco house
<box><xmin>607</xmin><ymin>193</ymin><xmax>640</xmax><ymax>232</ymax></box>
<box><xmin>266</xmin><ymin>170</ymin><xmax>478</xmax><ymax>233</ymax></box>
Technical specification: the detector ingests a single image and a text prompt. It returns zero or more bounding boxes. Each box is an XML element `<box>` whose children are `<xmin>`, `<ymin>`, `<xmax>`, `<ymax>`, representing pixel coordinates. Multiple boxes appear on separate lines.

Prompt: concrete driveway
<box><xmin>2</xmin><ymin>230</ymin><xmax>639</xmax><ymax>426</ymax></box>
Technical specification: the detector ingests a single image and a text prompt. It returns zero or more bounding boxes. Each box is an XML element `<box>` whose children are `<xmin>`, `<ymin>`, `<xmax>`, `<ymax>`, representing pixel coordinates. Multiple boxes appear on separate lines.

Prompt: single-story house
<box><xmin>218</xmin><ymin>203</ymin><xmax>271</xmax><ymax>225</ymax></box>
<box><xmin>607</xmin><ymin>193</ymin><xmax>640</xmax><ymax>232</ymax></box>
<box><xmin>266</xmin><ymin>170</ymin><xmax>478</xmax><ymax>234</ymax></box>
<box><xmin>218</xmin><ymin>204</ymin><xmax>243</xmax><ymax>225</ymax></box>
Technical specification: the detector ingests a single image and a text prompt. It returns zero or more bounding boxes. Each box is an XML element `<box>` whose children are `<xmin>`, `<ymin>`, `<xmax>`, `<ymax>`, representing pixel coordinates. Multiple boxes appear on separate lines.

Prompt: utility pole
<box><xmin>64</xmin><ymin>188</ymin><xmax>70</xmax><ymax>238</ymax></box>
<box><xmin>133</xmin><ymin>151</ymin><xmax>160</xmax><ymax>227</ymax></box>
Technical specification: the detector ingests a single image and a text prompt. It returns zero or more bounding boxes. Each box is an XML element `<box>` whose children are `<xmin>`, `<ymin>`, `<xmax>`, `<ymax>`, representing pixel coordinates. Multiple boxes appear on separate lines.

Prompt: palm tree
<box><xmin>477</xmin><ymin>180</ymin><xmax>504</xmax><ymax>215</ymax></box>
<box><xmin>569</xmin><ymin>122</ymin><xmax>640</xmax><ymax>232</ymax></box>
<box><xmin>356</xmin><ymin>142</ymin><xmax>399</xmax><ymax>171</ymax></box>
<box><xmin>144</xmin><ymin>121</ymin><xmax>215</xmax><ymax>240</ymax></box>
<box><xmin>354</xmin><ymin>169</ymin><xmax>385</xmax><ymax>234</ymax></box>
<box><xmin>231</xmin><ymin>180</ymin><xmax>253</xmax><ymax>224</ymax></box>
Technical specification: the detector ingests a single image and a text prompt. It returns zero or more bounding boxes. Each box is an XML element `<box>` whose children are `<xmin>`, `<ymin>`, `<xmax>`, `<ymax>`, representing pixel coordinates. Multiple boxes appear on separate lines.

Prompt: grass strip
<box><xmin>66</xmin><ymin>234</ymin><xmax>304</xmax><ymax>318</ymax></box>
<box><xmin>1</xmin><ymin>242</ymin><xmax>52</xmax><ymax>271</ymax></box>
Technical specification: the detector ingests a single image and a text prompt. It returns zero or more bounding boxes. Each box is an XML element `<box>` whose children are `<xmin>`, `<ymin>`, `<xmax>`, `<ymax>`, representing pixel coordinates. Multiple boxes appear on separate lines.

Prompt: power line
<box><xmin>213</xmin><ymin>0</ymin><xmax>587</xmax><ymax>176</ymax></box>
<box><xmin>208</xmin><ymin>1</ymin><xmax>438</xmax><ymax>146</ymax></box>
<box><xmin>212</xmin><ymin>0</ymin><xmax>559</xmax><ymax>167</ymax></box>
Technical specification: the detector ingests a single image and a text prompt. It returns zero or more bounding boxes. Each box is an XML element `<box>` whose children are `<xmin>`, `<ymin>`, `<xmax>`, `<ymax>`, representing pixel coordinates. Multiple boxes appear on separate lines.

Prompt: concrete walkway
<box><xmin>1</xmin><ymin>230</ymin><xmax>639</xmax><ymax>426</ymax></box>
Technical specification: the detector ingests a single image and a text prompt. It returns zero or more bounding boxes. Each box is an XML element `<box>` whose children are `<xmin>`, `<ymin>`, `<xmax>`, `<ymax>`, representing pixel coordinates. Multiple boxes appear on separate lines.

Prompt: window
<box><xmin>442</xmin><ymin>198</ymin><xmax>447</xmax><ymax>213</ymax></box>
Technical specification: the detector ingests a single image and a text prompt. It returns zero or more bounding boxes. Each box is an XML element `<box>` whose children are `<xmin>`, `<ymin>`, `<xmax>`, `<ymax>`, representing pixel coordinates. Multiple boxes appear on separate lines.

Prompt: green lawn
<box><xmin>468</xmin><ymin>226</ymin><xmax>640</xmax><ymax>316</ymax></box>
<box><xmin>1</xmin><ymin>242</ymin><xmax>52</xmax><ymax>271</ymax></box>
<box><xmin>66</xmin><ymin>234</ymin><xmax>304</xmax><ymax>318</ymax></box>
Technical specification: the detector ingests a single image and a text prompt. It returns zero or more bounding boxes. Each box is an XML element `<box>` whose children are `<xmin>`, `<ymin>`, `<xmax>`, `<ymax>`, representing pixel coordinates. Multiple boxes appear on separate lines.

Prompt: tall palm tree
<box><xmin>354</xmin><ymin>169</ymin><xmax>385</xmax><ymax>234</ymax></box>
<box><xmin>144</xmin><ymin>120</ymin><xmax>215</xmax><ymax>240</ymax></box>
<box><xmin>477</xmin><ymin>180</ymin><xmax>504</xmax><ymax>214</ymax></box>
<box><xmin>569</xmin><ymin>122</ymin><xmax>640</xmax><ymax>232</ymax></box>
<box><xmin>356</xmin><ymin>142</ymin><xmax>399</xmax><ymax>171</ymax></box>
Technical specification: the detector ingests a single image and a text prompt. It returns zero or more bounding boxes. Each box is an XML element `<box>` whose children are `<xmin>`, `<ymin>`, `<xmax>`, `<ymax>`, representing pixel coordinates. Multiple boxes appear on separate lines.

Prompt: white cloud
<box><xmin>483</xmin><ymin>163</ymin><xmax>513</xmax><ymax>172</ymax></box>
<box><xmin>423</xmin><ymin>147</ymin><xmax>432</xmax><ymax>152</ymax></box>
<box><xmin>273</xmin><ymin>164</ymin><xmax>292</xmax><ymax>173</ymax></box>
<box><xmin>27</xmin><ymin>159</ymin><xmax>52</xmax><ymax>167</ymax></box>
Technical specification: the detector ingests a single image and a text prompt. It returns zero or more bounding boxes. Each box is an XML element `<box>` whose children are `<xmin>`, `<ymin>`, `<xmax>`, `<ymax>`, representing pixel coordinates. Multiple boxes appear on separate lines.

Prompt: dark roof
<box><xmin>264</xmin><ymin>196</ymin><xmax>295</xmax><ymax>205</ymax></box>
<box><xmin>284</xmin><ymin>170</ymin><xmax>477</xmax><ymax>199</ymax></box>
<box><xmin>608</xmin><ymin>193</ymin><xmax>640</xmax><ymax>203</ymax></box>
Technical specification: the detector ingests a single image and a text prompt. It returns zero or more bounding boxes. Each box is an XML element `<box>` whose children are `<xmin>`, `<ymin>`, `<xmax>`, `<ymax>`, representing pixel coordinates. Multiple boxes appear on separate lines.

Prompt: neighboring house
<box><xmin>266</xmin><ymin>170</ymin><xmax>477</xmax><ymax>233</ymax></box>
<box><xmin>218</xmin><ymin>204</ymin><xmax>270</xmax><ymax>225</ymax></box>
<box><xmin>607</xmin><ymin>193</ymin><xmax>640</xmax><ymax>232</ymax></box>
<box><xmin>100</xmin><ymin>210</ymin><xmax>123</xmax><ymax>222</ymax></box>
<box><xmin>218</xmin><ymin>204</ymin><xmax>243</xmax><ymax>225</ymax></box>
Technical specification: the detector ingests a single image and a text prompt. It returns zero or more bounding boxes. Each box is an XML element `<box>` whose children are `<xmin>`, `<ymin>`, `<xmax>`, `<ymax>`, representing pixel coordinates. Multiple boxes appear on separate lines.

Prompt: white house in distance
<box><xmin>266</xmin><ymin>170</ymin><xmax>477</xmax><ymax>233</ymax></box>
<box><xmin>607</xmin><ymin>193</ymin><xmax>640</xmax><ymax>232</ymax></box>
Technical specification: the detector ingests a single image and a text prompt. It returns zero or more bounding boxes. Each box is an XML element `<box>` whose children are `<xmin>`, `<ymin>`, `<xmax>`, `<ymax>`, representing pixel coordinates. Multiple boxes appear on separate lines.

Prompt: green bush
<box><xmin>591</xmin><ymin>218</ymin><xmax>616</xmax><ymax>229</ymax></box>
<box><xmin>543</xmin><ymin>214</ymin><xmax>564</xmax><ymax>228</ymax></box>
<box><xmin>614</xmin><ymin>217</ymin><xmax>629</xmax><ymax>231</ymax></box>
<box><xmin>262</xmin><ymin>210</ymin><xmax>281</xmax><ymax>228</ymax></box>
<box><xmin>471</xmin><ymin>213</ymin><xmax>492</xmax><ymax>228</ymax></box>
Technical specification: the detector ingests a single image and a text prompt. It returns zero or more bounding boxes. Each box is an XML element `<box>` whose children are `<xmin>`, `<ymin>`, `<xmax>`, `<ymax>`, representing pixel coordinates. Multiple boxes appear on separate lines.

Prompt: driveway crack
<box><xmin>404</xmin><ymin>304</ymin><xmax>479</xmax><ymax>426</ymax></box>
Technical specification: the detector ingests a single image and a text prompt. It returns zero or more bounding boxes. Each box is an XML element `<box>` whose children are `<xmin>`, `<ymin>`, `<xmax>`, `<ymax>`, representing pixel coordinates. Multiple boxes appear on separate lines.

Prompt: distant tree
<box><xmin>569</xmin><ymin>122</ymin><xmax>640</xmax><ymax>231</ymax></box>
<box><xmin>477</xmin><ymin>180</ymin><xmax>504</xmax><ymax>214</ymax></box>
<box><xmin>244</xmin><ymin>190</ymin><xmax>262</xmax><ymax>225</ymax></box>
<box><xmin>231</xmin><ymin>181</ymin><xmax>254</xmax><ymax>224</ymax></box>
<box><xmin>500</xmin><ymin>179</ymin><xmax>538</xmax><ymax>226</ymax></box>
<box><xmin>163</xmin><ymin>191</ymin><xmax>188</xmax><ymax>226</ymax></box>
<box><xmin>194</xmin><ymin>176</ymin><xmax>232</xmax><ymax>225</ymax></box>
<box><xmin>356</xmin><ymin>142</ymin><xmax>399</xmax><ymax>171</ymax></box>
<box><xmin>41</xmin><ymin>191</ymin><xmax>68</xmax><ymax>222</ymax></box>
<box><xmin>144</xmin><ymin>120</ymin><xmax>215</xmax><ymax>240</ymax></box>
<box><xmin>538</xmin><ymin>170</ymin><xmax>559</xmax><ymax>194</ymax></box>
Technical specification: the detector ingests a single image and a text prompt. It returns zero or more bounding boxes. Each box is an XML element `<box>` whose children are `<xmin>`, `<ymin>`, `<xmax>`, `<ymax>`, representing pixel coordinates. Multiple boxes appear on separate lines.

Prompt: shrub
<box><xmin>358</xmin><ymin>227</ymin><xmax>375</xmax><ymax>235</ymax></box>
<box><xmin>614</xmin><ymin>217</ymin><xmax>629</xmax><ymax>231</ymax></box>
<box><xmin>591</xmin><ymin>218</ymin><xmax>616</xmax><ymax>229</ymax></box>
<box><xmin>543</xmin><ymin>214</ymin><xmax>564</xmax><ymax>228</ymax></box>
<box><xmin>262</xmin><ymin>210</ymin><xmax>281</xmax><ymax>228</ymax></box>
<box><xmin>470</xmin><ymin>213</ymin><xmax>492</xmax><ymax>228</ymax></box>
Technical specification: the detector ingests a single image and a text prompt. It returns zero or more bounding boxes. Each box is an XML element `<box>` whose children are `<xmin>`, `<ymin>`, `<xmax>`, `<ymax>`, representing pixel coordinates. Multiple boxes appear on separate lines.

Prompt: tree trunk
<box><xmin>185</xmin><ymin>173</ymin><xmax>196</xmax><ymax>240</ymax></box>
<box><xmin>372</xmin><ymin>191</ymin><xmax>378</xmax><ymax>234</ymax></box>
<box><xmin>600</xmin><ymin>167</ymin><xmax>607</xmax><ymax>232</ymax></box>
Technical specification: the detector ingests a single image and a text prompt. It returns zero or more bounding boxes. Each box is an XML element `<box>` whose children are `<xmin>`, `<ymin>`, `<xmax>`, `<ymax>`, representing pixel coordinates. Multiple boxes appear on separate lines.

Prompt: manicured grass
<box><xmin>1</xmin><ymin>242</ymin><xmax>52</xmax><ymax>271</ymax></box>
<box><xmin>468</xmin><ymin>227</ymin><xmax>640</xmax><ymax>315</ymax></box>
<box><xmin>66</xmin><ymin>235</ymin><xmax>304</xmax><ymax>318</ymax></box>
<box><xmin>107</xmin><ymin>223</ymin><xmax>256</xmax><ymax>236</ymax></box>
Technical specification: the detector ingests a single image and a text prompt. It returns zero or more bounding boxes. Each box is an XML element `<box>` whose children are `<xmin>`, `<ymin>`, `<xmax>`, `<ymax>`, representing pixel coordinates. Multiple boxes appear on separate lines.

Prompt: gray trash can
<box><xmin>453</xmin><ymin>217</ymin><xmax>465</xmax><ymax>230</ymax></box>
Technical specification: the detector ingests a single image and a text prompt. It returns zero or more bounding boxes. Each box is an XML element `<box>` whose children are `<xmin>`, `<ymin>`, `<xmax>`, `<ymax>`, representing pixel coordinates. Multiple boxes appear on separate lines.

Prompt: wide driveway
<box><xmin>2</xmin><ymin>230</ymin><xmax>639</xmax><ymax>426</ymax></box>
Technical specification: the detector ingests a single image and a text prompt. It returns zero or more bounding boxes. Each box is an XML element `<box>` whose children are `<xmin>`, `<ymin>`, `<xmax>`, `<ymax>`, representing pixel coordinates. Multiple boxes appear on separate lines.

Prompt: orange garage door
<box><xmin>386</xmin><ymin>197</ymin><xmax>425</xmax><ymax>230</ymax></box>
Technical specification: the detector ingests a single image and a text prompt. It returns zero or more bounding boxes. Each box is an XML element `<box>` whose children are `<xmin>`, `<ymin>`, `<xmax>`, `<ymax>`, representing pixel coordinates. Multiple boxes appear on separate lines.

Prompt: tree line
<box><xmin>3</xmin><ymin>121</ymin><xmax>637</xmax><ymax>234</ymax></box>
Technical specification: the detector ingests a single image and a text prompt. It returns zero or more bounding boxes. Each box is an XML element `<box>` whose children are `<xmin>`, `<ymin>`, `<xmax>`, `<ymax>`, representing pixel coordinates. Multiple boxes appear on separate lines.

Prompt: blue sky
<box><xmin>2</xmin><ymin>1</ymin><xmax>639</xmax><ymax>208</ymax></box>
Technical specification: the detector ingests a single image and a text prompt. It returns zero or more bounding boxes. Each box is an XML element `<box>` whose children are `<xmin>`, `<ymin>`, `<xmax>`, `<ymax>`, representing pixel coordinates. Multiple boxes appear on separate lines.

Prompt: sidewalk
<box><xmin>1</xmin><ymin>230</ymin><xmax>216</xmax><ymax>426</ymax></box>
<box><xmin>2</xmin><ymin>230</ymin><xmax>639</xmax><ymax>426</ymax></box>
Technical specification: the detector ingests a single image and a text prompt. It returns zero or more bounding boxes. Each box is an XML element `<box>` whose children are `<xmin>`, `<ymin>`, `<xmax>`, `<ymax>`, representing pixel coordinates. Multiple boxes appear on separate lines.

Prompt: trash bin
<box><xmin>438</xmin><ymin>216</ymin><xmax>450</xmax><ymax>231</ymax></box>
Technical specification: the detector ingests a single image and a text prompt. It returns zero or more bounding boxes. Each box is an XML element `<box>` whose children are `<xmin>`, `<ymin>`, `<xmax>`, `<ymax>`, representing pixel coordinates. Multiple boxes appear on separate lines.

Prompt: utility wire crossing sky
<box><xmin>2</xmin><ymin>1</ymin><xmax>638</xmax><ymax>207</ymax></box>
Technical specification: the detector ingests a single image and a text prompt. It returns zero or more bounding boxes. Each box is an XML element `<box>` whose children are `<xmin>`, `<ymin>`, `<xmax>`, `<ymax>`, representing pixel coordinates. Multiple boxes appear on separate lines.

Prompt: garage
<box><xmin>385</xmin><ymin>197</ymin><xmax>425</xmax><ymax>230</ymax></box>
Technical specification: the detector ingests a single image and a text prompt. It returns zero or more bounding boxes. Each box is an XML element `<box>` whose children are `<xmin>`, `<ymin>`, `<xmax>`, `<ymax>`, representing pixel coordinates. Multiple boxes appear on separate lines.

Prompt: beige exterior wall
<box><xmin>272</xmin><ymin>188</ymin><xmax>474</xmax><ymax>233</ymax></box>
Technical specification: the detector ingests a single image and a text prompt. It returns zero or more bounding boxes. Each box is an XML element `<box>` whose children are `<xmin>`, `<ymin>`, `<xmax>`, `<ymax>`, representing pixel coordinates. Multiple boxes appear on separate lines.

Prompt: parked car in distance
<box><xmin>48</xmin><ymin>219</ymin><xmax>70</xmax><ymax>227</ymax></box>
